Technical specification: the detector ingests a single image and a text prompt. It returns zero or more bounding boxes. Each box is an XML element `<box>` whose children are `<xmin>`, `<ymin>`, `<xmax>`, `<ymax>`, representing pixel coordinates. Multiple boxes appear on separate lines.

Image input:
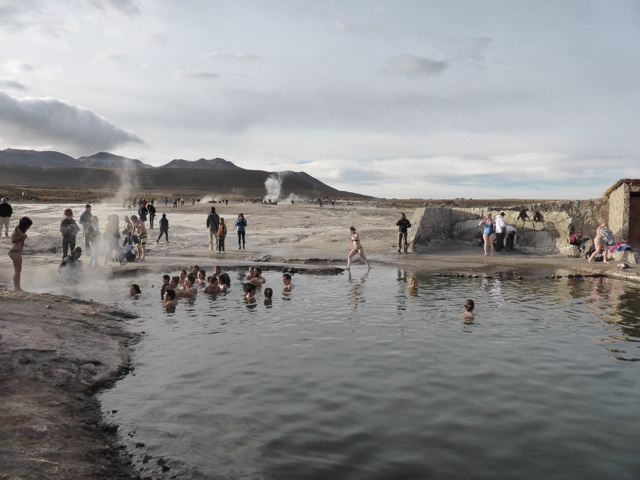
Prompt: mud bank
<box><xmin>0</xmin><ymin>291</ymin><xmax>140</xmax><ymax>479</ymax></box>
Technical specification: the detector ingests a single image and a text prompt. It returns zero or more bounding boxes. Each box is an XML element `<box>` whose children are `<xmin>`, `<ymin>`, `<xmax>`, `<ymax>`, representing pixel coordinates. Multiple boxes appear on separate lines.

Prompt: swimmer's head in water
<box><xmin>164</xmin><ymin>289</ymin><xmax>176</xmax><ymax>300</ymax></box>
<box><xmin>130</xmin><ymin>284</ymin><xmax>141</xmax><ymax>295</ymax></box>
<box><xmin>264</xmin><ymin>287</ymin><xmax>273</xmax><ymax>298</ymax></box>
<box><xmin>464</xmin><ymin>299</ymin><xmax>475</xmax><ymax>312</ymax></box>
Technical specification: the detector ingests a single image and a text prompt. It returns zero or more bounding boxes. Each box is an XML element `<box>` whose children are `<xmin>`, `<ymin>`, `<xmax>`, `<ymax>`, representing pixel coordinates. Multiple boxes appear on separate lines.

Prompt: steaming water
<box><xmin>80</xmin><ymin>267</ymin><xmax>640</xmax><ymax>479</ymax></box>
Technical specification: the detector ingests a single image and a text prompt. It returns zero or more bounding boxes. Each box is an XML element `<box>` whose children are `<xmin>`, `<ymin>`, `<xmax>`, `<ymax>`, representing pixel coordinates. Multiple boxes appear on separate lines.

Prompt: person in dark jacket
<box><xmin>396</xmin><ymin>213</ymin><xmax>412</xmax><ymax>253</ymax></box>
<box><xmin>206</xmin><ymin>207</ymin><xmax>220</xmax><ymax>251</ymax></box>
<box><xmin>60</xmin><ymin>208</ymin><xmax>79</xmax><ymax>259</ymax></box>
<box><xmin>147</xmin><ymin>201</ymin><xmax>157</xmax><ymax>229</ymax></box>
<box><xmin>157</xmin><ymin>213</ymin><xmax>169</xmax><ymax>243</ymax></box>
<box><xmin>0</xmin><ymin>197</ymin><xmax>12</xmax><ymax>237</ymax></box>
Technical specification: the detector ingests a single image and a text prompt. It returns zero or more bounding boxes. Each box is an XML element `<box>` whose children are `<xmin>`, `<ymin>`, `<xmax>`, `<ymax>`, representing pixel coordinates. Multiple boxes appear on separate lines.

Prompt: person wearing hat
<box><xmin>0</xmin><ymin>198</ymin><xmax>12</xmax><ymax>237</ymax></box>
<box><xmin>79</xmin><ymin>204</ymin><xmax>93</xmax><ymax>254</ymax></box>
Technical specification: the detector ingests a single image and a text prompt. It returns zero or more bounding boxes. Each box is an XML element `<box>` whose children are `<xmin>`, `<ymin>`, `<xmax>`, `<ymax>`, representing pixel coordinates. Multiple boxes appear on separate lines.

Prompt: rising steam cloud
<box><xmin>264</xmin><ymin>172</ymin><xmax>288</xmax><ymax>202</ymax></box>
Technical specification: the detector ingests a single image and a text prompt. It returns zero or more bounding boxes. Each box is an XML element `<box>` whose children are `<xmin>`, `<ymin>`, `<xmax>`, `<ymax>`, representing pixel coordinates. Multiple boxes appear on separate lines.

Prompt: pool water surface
<box><xmin>72</xmin><ymin>266</ymin><xmax>640</xmax><ymax>479</ymax></box>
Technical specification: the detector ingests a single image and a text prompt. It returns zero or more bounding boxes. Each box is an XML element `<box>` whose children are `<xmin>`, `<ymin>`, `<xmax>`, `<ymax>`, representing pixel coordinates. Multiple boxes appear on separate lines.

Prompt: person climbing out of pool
<box><xmin>347</xmin><ymin>226</ymin><xmax>371</xmax><ymax>270</ymax></box>
<box><xmin>463</xmin><ymin>299</ymin><xmax>475</xmax><ymax>320</ymax></box>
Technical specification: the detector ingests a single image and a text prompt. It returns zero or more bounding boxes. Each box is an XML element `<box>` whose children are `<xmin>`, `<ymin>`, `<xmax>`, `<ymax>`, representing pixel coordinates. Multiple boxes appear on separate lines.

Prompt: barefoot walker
<box><xmin>347</xmin><ymin>226</ymin><xmax>371</xmax><ymax>270</ymax></box>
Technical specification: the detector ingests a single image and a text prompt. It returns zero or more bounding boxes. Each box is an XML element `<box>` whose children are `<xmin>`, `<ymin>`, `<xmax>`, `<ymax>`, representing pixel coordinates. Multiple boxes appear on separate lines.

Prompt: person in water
<box><xmin>408</xmin><ymin>277</ymin><xmax>419</xmax><ymax>295</ymax></box>
<box><xmin>130</xmin><ymin>284</ymin><xmax>142</xmax><ymax>299</ymax></box>
<box><xmin>263</xmin><ymin>287</ymin><xmax>273</xmax><ymax>305</ymax></box>
<box><xmin>282</xmin><ymin>273</ymin><xmax>294</xmax><ymax>291</ymax></box>
<box><xmin>250</xmin><ymin>267</ymin><xmax>266</xmax><ymax>285</ymax></box>
<box><xmin>244</xmin><ymin>282</ymin><xmax>257</xmax><ymax>301</ymax></box>
<box><xmin>347</xmin><ymin>226</ymin><xmax>371</xmax><ymax>270</ymax></box>
<box><xmin>8</xmin><ymin>216</ymin><xmax>33</xmax><ymax>292</ymax></box>
<box><xmin>463</xmin><ymin>299</ymin><xmax>475</xmax><ymax>320</ymax></box>
<box><xmin>163</xmin><ymin>288</ymin><xmax>178</xmax><ymax>307</ymax></box>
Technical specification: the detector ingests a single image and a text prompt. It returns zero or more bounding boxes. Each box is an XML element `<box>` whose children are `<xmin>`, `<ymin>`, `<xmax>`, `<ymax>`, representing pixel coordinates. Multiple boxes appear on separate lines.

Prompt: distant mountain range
<box><xmin>0</xmin><ymin>148</ymin><xmax>368</xmax><ymax>199</ymax></box>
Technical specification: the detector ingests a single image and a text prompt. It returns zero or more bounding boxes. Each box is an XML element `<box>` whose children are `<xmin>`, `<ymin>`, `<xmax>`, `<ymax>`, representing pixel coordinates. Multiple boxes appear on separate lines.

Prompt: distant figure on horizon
<box><xmin>0</xmin><ymin>198</ymin><xmax>13</xmax><ymax>237</ymax></box>
<box><xmin>8</xmin><ymin>216</ymin><xmax>33</xmax><ymax>292</ymax></box>
<box><xmin>347</xmin><ymin>226</ymin><xmax>371</xmax><ymax>270</ymax></box>
<box><xmin>396</xmin><ymin>212</ymin><xmax>412</xmax><ymax>254</ymax></box>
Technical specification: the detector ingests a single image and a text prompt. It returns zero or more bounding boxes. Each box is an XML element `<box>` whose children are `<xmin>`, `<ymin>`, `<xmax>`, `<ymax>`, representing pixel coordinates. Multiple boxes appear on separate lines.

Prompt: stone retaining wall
<box><xmin>409</xmin><ymin>199</ymin><xmax>608</xmax><ymax>254</ymax></box>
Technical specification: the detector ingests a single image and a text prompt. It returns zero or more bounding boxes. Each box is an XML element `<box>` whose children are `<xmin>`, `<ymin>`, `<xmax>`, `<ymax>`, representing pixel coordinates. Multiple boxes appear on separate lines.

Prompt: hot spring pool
<box><xmin>59</xmin><ymin>266</ymin><xmax>640</xmax><ymax>479</ymax></box>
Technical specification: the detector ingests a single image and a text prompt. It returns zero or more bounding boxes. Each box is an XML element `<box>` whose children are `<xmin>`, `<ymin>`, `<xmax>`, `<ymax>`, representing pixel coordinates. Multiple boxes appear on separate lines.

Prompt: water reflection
<box><xmin>347</xmin><ymin>270</ymin><xmax>368</xmax><ymax>310</ymax></box>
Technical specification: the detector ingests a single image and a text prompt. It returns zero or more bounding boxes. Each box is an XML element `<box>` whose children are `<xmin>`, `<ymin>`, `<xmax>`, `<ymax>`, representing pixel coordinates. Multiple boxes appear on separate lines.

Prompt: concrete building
<box><xmin>604</xmin><ymin>179</ymin><xmax>640</xmax><ymax>248</ymax></box>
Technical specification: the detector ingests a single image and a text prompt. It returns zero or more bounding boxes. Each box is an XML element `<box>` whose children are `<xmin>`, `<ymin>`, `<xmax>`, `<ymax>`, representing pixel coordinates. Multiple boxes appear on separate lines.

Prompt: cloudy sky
<box><xmin>1</xmin><ymin>0</ymin><xmax>639</xmax><ymax>199</ymax></box>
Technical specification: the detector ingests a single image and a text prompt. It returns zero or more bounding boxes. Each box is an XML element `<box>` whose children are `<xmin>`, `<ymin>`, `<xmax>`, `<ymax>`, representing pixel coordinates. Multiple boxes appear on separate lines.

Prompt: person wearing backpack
<box><xmin>479</xmin><ymin>212</ymin><xmax>495</xmax><ymax>256</ymax></box>
<box><xmin>206</xmin><ymin>207</ymin><xmax>220</xmax><ymax>251</ymax></box>
<box><xmin>217</xmin><ymin>217</ymin><xmax>227</xmax><ymax>253</ymax></box>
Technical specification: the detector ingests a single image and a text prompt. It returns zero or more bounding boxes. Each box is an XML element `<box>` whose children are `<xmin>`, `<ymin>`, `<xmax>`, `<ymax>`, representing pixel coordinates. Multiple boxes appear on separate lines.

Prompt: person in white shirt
<box><xmin>494</xmin><ymin>212</ymin><xmax>507</xmax><ymax>252</ymax></box>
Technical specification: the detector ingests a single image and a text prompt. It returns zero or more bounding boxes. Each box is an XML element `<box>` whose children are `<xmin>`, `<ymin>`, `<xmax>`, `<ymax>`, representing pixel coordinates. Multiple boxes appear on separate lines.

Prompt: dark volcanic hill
<box><xmin>0</xmin><ymin>148</ymin><xmax>369</xmax><ymax>199</ymax></box>
<box><xmin>76</xmin><ymin>152</ymin><xmax>149</xmax><ymax>169</ymax></box>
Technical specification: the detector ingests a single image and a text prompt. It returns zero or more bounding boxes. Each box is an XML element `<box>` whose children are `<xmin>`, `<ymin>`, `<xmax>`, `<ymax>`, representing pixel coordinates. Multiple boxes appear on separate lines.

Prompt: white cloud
<box><xmin>0</xmin><ymin>90</ymin><xmax>144</xmax><ymax>155</ymax></box>
<box><xmin>383</xmin><ymin>54</ymin><xmax>448</xmax><ymax>79</ymax></box>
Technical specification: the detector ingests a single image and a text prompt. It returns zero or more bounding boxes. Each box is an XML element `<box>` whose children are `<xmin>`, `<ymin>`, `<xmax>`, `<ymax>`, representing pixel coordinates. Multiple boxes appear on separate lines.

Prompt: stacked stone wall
<box><xmin>608</xmin><ymin>183</ymin><xmax>628</xmax><ymax>241</ymax></box>
<box><xmin>410</xmin><ymin>199</ymin><xmax>608</xmax><ymax>254</ymax></box>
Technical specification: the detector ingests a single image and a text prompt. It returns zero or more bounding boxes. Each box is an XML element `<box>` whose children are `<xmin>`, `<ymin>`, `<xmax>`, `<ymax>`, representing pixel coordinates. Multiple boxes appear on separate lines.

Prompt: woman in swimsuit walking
<box><xmin>347</xmin><ymin>226</ymin><xmax>371</xmax><ymax>270</ymax></box>
<box><xmin>8</xmin><ymin>217</ymin><xmax>33</xmax><ymax>292</ymax></box>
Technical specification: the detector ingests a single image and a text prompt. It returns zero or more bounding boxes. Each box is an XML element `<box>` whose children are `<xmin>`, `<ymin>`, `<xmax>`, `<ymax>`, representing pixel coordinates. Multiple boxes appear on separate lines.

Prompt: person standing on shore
<box><xmin>147</xmin><ymin>201</ymin><xmax>156</xmax><ymax>229</ymax></box>
<box><xmin>479</xmin><ymin>213</ymin><xmax>495</xmax><ymax>256</ymax></box>
<box><xmin>8</xmin><ymin>217</ymin><xmax>33</xmax><ymax>292</ymax></box>
<box><xmin>217</xmin><ymin>218</ymin><xmax>227</xmax><ymax>253</ymax></box>
<box><xmin>347</xmin><ymin>226</ymin><xmax>371</xmax><ymax>270</ymax></box>
<box><xmin>206</xmin><ymin>207</ymin><xmax>220</xmax><ymax>251</ymax></box>
<box><xmin>79</xmin><ymin>204</ymin><xmax>93</xmax><ymax>255</ymax></box>
<box><xmin>588</xmin><ymin>220</ymin><xmax>612</xmax><ymax>264</ymax></box>
<box><xmin>130</xmin><ymin>215</ymin><xmax>148</xmax><ymax>261</ymax></box>
<box><xmin>60</xmin><ymin>208</ymin><xmax>79</xmax><ymax>259</ymax></box>
<box><xmin>0</xmin><ymin>198</ymin><xmax>13</xmax><ymax>237</ymax></box>
<box><xmin>235</xmin><ymin>213</ymin><xmax>247</xmax><ymax>249</ymax></box>
<box><xmin>494</xmin><ymin>212</ymin><xmax>507</xmax><ymax>253</ymax></box>
<box><xmin>396</xmin><ymin>212</ymin><xmax>412</xmax><ymax>253</ymax></box>
<box><xmin>157</xmin><ymin>213</ymin><xmax>169</xmax><ymax>243</ymax></box>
